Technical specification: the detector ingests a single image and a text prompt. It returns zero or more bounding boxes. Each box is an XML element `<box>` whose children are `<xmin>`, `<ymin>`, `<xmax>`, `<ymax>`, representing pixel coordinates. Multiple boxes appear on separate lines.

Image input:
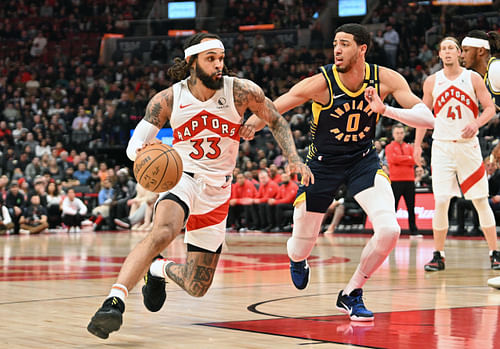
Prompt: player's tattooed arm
<box><xmin>143</xmin><ymin>87</ymin><xmax>173</xmax><ymax>128</ymax></box>
<box><xmin>234</xmin><ymin>78</ymin><xmax>313</xmax><ymax>185</ymax></box>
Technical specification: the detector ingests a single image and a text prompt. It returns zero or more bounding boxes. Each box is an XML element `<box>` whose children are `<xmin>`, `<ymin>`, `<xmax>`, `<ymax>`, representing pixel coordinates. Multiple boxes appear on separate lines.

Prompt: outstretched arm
<box><xmin>234</xmin><ymin>78</ymin><xmax>314</xmax><ymax>185</ymax></box>
<box><xmin>364</xmin><ymin>67</ymin><xmax>434</xmax><ymax>129</ymax></box>
<box><xmin>414</xmin><ymin>74</ymin><xmax>435</xmax><ymax>166</ymax></box>
<box><xmin>239</xmin><ymin>74</ymin><xmax>326</xmax><ymax>139</ymax></box>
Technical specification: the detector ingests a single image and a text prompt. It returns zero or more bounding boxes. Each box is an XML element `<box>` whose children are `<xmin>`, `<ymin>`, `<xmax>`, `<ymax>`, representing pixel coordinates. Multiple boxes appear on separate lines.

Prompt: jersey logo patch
<box><xmin>180</xmin><ymin>104</ymin><xmax>192</xmax><ymax>109</ymax></box>
<box><xmin>173</xmin><ymin>110</ymin><xmax>240</xmax><ymax>144</ymax></box>
<box><xmin>434</xmin><ymin>85</ymin><xmax>478</xmax><ymax>116</ymax></box>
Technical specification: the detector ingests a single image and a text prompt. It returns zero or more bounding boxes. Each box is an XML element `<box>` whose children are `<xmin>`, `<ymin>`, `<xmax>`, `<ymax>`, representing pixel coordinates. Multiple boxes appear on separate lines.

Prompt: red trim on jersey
<box><xmin>186</xmin><ymin>199</ymin><xmax>230</xmax><ymax>231</ymax></box>
<box><xmin>460</xmin><ymin>162</ymin><xmax>485</xmax><ymax>194</ymax></box>
<box><xmin>173</xmin><ymin>110</ymin><xmax>241</xmax><ymax>144</ymax></box>
<box><xmin>434</xmin><ymin>85</ymin><xmax>478</xmax><ymax>117</ymax></box>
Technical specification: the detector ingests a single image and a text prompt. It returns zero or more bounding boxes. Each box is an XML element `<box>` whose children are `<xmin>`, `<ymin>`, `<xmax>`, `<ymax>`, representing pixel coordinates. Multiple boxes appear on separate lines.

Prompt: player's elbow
<box><xmin>126</xmin><ymin>139</ymin><xmax>141</xmax><ymax>161</ymax></box>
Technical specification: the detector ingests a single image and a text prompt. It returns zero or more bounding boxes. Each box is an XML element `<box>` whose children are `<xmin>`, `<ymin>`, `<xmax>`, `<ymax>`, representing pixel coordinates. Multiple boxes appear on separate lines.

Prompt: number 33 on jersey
<box><xmin>170</xmin><ymin>76</ymin><xmax>242</xmax><ymax>184</ymax></box>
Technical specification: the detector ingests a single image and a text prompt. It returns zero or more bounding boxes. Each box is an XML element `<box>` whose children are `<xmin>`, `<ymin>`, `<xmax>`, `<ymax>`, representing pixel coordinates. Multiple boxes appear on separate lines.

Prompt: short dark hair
<box><xmin>335</xmin><ymin>23</ymin><xmax>371</xmax><ymax>53</ymax></box>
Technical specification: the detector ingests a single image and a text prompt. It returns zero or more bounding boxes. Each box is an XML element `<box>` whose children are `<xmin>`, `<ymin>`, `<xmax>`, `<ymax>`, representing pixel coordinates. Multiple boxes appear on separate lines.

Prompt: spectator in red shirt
<box><xmin>253</xmin><ymin>169</ymin><xmax>279</xmax><ymax>231</ymax></box>
<box><xmin>227</xmin><ymin>173</ymin><xmax>258</xmax><ymax>231</ymax></box>
<box><xmin>244</xmin><ymin>170</ymin><xmax>259</xmax><ymax>188</ymax></box>
<box><xmin>269</xmin><ymin>173</ymin><xmax>299</xmax><ymax>232</ymax></box>
<box><xmin>269</xmin><ymin>164</ymin><xmax>282</xmax><ymax>184</ymax></box>
<box><xmin>385</xmin><ymin>124</ymin><xmax>419</xmax><ymax>235</ymax></box>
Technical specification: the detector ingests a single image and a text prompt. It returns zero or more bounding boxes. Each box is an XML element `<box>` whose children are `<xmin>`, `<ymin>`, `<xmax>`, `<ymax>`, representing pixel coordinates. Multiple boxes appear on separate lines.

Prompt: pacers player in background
<box><xmin>459</xmin><ymin>30</ymin><xmax>500</xmax><ymax>288</ymax></box>
<box><xmin>413</xmin><ymin>37</ymin><xmax>499</xmax><ymax>273</ymax></box>
<box><xmin>243</xmin><ymin>23</ymin><xmax>434</xmax><ymax>321</ymax></box>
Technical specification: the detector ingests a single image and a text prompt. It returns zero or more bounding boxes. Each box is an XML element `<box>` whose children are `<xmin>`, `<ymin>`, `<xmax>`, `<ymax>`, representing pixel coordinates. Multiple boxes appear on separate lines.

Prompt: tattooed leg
<box><xmin>165</xmin><ymin>251</ymin><xmax>220</xmax><ymax>297</ymax></box>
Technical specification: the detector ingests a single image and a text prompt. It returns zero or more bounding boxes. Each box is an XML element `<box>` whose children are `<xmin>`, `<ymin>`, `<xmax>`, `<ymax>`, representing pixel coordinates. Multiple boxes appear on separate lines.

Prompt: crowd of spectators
<box><xmin>0</xmin><ymin>1</ymin><xmax>499</xmax><ymax>234</ymax></box>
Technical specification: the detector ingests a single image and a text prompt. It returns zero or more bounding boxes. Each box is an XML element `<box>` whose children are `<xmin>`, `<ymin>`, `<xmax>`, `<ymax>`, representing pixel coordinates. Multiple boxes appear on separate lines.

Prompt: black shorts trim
<box><xmin>158</xmin><ymin>192</ymin><xmax>190</xmax><ymax>222</ymax></box>
<box><xmin>187</xmin><ymin>243</ymin><xmax>222</xmax><ymax>254</ymax></box>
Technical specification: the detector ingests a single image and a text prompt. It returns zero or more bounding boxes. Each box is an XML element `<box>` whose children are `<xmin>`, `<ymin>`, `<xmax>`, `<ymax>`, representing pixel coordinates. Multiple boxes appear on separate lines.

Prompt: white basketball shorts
<box><xmin>157</xmin><ymin>172</ymin><xmax>232</xmax><ymax>252</ymax></box>
<box><xmin>431</xmin><ymin>138</ymin><xmax>488</xmax><ymax>200</ymax></box>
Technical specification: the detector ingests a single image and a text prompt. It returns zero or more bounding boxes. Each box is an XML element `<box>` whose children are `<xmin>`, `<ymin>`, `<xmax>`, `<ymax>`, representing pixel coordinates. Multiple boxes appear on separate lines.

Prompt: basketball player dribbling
<box><xmin>459</xmin><ymin>30</ymin><xmax>500</xmax><ymax>287</ymax></box>
<box><xmin>87</xmin><ymin>32</ymin><xmax>313</xmax><ymax>339</ymax></box>
<box><xmin>413</xmin><ymin>36</ymin><xmax>499</xmax><ymax>273</ymax></box>
<box><xmin>242</xmin><ymin>23</ymin><xmax>435</xmax><ymax>321</ymax></box>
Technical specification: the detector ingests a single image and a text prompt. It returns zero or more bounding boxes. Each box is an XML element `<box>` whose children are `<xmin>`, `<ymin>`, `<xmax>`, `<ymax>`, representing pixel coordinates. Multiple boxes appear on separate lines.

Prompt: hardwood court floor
<box><xmin>1</xmin><ymin>229</ymin><xmax>500</xmax><ymax>349</ymax></box>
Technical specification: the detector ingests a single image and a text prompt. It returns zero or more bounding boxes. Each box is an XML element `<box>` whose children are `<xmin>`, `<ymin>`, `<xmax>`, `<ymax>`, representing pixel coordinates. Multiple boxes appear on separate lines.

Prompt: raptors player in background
<box><xmin>414</xmin><ymin>37</ymin><xmax>499</xmax><ymax>272</ymax></box>
<box><xmin>460</xmin><ymin>30</ymin><xmax>500</xmax><ymax>288</ymax></box>
<box><xmin>87</xmin><ymin>32</ymin><xmax>312</xmax><ymax>339</ymax></box>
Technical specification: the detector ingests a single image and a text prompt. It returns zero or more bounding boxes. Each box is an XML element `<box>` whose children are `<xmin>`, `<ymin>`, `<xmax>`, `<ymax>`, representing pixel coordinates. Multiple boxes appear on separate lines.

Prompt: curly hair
<box><xmin>167</xmin><ymin>32</ymin><xmax>228</xmax><ymax>81</ymax></box>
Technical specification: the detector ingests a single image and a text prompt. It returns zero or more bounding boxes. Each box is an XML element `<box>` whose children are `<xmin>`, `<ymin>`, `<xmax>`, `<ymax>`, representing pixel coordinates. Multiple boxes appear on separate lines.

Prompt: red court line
<box><xmin>203</xmin><ymin>306</ymin><xmax>500</xmax><ymax>348</ymax></box>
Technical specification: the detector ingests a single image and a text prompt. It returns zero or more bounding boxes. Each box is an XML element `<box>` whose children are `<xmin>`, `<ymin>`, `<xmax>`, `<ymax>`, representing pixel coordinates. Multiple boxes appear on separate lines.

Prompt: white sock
<box><xmin>108</xmin><ymin>283</ymin><xmax>128</xmax><ymax>302</ymax></box>
<box><xmin>439</xmin><ymin>251</ymin><xmax>445</xmax><ymax>258</ymax></box>
<box><xmin>150</xmin><ymin>258</ymin><xmax>174</xmax><ymax>278</ymax></box>
<box><xmin>344</xmin><ymin>266</ymin><xmax>369</xmax><ymax>296</ymax></box>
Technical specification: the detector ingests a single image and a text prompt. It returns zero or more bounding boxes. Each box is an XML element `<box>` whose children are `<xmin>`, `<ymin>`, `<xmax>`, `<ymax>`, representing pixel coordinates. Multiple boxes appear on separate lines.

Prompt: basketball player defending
<box><xmin>242</xmin><ymin>23</ymin><xmax>434</xmax><ymax>321</ymax></box>
<box><xmin>87</xmin><ymin>32</ymin><xmax>312</xmax><ymax>339</ymax></box>
<box><xmin>413</xmin><ymin>37</ymin><xmax>498</xmax><ymax>273</ymax></box>
<box><xmin>459</xmin><ymin>30</ymin><xmax>500</xmax><ymax>287</ymax></box>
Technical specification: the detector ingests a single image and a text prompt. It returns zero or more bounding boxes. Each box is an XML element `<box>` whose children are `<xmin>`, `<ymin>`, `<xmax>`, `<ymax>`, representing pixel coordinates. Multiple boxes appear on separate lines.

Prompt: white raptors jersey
<box><xmin>171</xmin><ymin>76</ymin><xmax>242</xmax><ymax>186</ymax></box>
<box><xmin>432</xmin><ymin>68</ymin><xmax>479</xmax><ymax>141</ymax></box>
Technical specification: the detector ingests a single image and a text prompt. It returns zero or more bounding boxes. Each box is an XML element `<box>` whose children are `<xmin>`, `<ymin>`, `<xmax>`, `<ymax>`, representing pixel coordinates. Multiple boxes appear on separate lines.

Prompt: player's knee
<box><xmin>147</xmin><ymin>222</ymin><xmax>179</xmax><ymax>251</ymax></box>
<box><xmin>287</xmin><ymin>236</ymin><xmax>316</xmax><ymax>261</ymax></box>
<box><xmin>371</xmin><ymin>214</ymin><xmax>400</xmax><ymax>254</ymax></box>
<box><xmin>433</xmin><ymin>195</ymin><xmax>451</xmax><ymax>230</ymax></box>
<box><xmin>472</xmin><ymin>197</ymin><xmax>495</xmax><ymax>227</ymax></box>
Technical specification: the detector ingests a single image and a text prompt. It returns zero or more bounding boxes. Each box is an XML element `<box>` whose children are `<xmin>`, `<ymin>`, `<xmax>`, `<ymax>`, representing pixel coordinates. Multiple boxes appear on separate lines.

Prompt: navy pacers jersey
<box><xmin>307</xmin><ymin>62</ymin><xmax>380</xmax><ymax>162</ymax></box>
<box><xmin>294</xmin><ymin>62</ymin><xmax>385</xmax><ymax>213</ymax></box>
<box><xmin>485</xmin><ymin>57</ymin><xmax>500</xmax><ymax>110</ymax></box>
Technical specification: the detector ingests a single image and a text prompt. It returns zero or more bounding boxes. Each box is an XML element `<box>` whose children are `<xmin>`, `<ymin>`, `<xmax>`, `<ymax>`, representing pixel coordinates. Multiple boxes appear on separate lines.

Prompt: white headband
<box><xmin>441</xmin><ymin>39</ymin><xmax>460</xmax><ymax>50</ymax></box>
<box><xmin>184</xmin><ymin>39</ymin><xmax>225</xmax><ymax>58</ymax></box>
<box><xmin>462</xmin><ymin>37</ymin><xmax>490</xmax><ymax>50</ymax></box>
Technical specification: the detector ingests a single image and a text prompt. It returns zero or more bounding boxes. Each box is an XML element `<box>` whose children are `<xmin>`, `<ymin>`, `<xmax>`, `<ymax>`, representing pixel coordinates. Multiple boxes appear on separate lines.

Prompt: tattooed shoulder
<box><xmin>144</xmin><ymin>88</ymin><xmax>172</xmax><ymax>128</ymax></box>
<box><xmin>233</xmin><ymin>78</ymin><xmax>265</xmax><ymax>109</ymax></box>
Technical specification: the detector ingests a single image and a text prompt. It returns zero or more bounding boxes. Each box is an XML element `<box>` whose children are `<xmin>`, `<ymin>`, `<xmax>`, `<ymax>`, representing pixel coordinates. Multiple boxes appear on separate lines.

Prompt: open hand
<box><xmin>461</xmin><ymin>121</ymin><xmax>479</xmax><ymax>139</ymax></box>
<box><xmin>288</xmin><ymin>160</ymin><xmax>314</xmax><ymax>186</ymax></box>
<box><xmin>364</xmin><ymin>86</ymin><xmax>386</xmax><ymax>114</ymax></box>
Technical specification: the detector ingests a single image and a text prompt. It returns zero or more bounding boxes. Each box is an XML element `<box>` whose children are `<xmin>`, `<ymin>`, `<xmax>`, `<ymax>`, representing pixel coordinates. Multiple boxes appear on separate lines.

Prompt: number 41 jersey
<box><xmin>171</xmin><ymin>76</ymin><xmax>242</xmax><ymax>186</ymax></box>
<box><xmin>432</xmin><ymin>68</ymin><xmax>479</xmax><ymax>141</ymax></box>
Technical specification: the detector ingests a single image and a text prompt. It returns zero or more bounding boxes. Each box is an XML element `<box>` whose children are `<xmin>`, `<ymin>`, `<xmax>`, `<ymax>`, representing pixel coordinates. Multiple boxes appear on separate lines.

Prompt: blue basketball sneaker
<box><xmin>289</xmin><ymin>259</ymin><xmax>310</xmax><ymax>290</ymax></box>
<box><xmin>336</xmin><ymin>289</ymin><xmax>374</xmax><ymax>321</ymax></box>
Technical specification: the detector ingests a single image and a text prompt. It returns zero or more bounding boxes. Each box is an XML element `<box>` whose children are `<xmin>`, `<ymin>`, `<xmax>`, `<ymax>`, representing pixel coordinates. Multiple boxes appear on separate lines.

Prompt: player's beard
<box><xmin>196</xmin><ymin>64</ymin><xmax>223</xmax><ymax>90</ymax></box>
<box><xmin>336</xmin><ymin>54</ymin><xmax>357</xmax><ymax>73</ymax></box>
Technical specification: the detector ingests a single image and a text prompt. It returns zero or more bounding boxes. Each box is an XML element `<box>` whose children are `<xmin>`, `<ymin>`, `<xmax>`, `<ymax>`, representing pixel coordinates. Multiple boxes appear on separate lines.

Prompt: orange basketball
<box><xmin>133</xmin><ymin>143</ymin><xmax>183</xmax><ymax>193</ymax></box>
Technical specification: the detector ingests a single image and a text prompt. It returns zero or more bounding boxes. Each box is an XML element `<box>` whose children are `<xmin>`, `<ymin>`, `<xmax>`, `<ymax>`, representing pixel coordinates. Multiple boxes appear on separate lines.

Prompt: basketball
<box><xmin>133</xmin><ymin>143</ymin><xmax>183</xmax><ymax>193</ymax></box>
